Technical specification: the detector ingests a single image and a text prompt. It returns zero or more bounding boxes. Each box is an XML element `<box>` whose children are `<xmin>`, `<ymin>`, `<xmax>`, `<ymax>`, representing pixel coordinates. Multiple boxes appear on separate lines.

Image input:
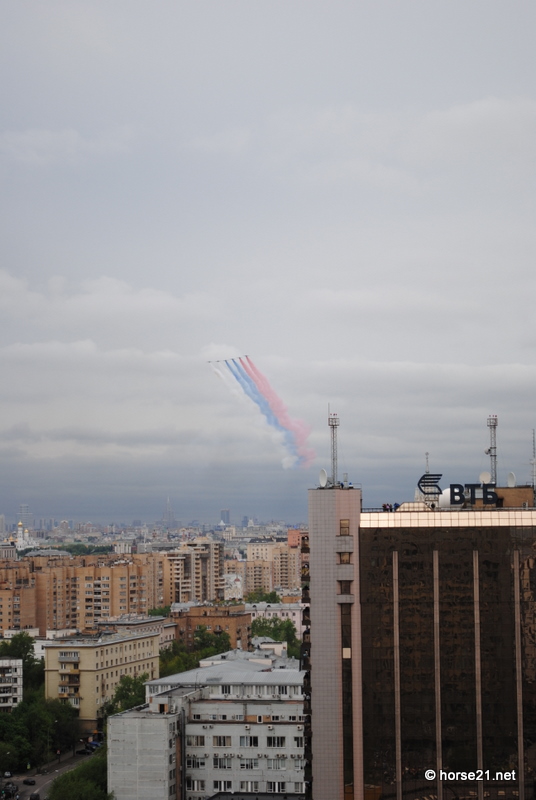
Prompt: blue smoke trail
<box><xmin>225</xmin><ymin>359</ymin><xmax>299</xmax><ymax>460</ymax></box>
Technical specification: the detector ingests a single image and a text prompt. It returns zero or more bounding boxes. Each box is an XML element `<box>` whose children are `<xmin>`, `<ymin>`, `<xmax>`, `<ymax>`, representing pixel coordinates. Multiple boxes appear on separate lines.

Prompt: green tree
<box><xmin>193</xmin><ymin>625</ymin><xmax>231</xmax><ymax>656</ymax></box>
<box><xmin>0</xmin><ymin>631</ymin><xmax>44</xmax><ymax>692</ymax></box>
<box><xmin>251</xmin><ymin>617</ymin><xmax>301</xmax><ymax>658</ymax></box>
<box><xmin>148</xmin><ymin>605</ymin><xmax>171</xmax><ymax>617</ymax></box>
<box><xmin>245</xmin><ymin>589</ymin><xmax>280</xmax><ymax>603</ymax></box>
<box><xmin>102</xmin><ymin>673</ymin><xmax>148</xmax><ymax>717</ymax></box>
<box><xmin>48</xmin><ymin>745</ymin><xmax>112</xmax><ymax>800</ymax></box>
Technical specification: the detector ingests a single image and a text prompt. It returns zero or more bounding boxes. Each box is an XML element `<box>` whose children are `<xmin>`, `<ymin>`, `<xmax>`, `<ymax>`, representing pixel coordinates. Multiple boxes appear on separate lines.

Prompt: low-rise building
<box><xmin>108</xmin><ymin>655</ymin><xmax>305</xmax><ymax>800</ymax></box>
<box><xmin>44</xmin><ymin>630</ymin><xmax>160</xmax><ymax>731</ymax></box>
<box><xmin>170</xmin><ymin>603</ymin><xmax>251</xmax><ymax>651</ymax></box>
<box><xmin>245</xmin><ymin>602</ymin><xmax>306</xmax><ymax>638</ymax></box>
<box><xmin>0</xmin><ymin>658</ymin><xmax>23</xmax><ymax>712</ymax></box>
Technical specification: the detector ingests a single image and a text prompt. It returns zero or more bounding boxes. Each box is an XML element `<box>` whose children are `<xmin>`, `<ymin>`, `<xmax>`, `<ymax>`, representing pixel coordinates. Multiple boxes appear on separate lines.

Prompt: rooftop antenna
<box><xmin>531</xmin><ymin>429</ymin><xmax>536</xmax><ymax>489</ymax></box>
<box><xmin>328</xmin><ymin>410</ymin><xmax>340</xmax><ymax>487</ymax></box>
<box><xmin>425</xmin><ymin>452</ymin><xmax>430</xmax><ymax>473</ymax></box>
<box><xmin>486</xmin><ymin>415</ymin><xmax>498</xmax><ymax>485</ymax></box>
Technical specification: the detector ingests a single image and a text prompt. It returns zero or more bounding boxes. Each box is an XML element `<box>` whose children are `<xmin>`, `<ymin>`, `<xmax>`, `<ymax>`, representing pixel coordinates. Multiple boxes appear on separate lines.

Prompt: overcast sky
<box><xmin>1</xmin><ymin>1</ymin><xmax>535</xmax><ymax>526</ymax></box>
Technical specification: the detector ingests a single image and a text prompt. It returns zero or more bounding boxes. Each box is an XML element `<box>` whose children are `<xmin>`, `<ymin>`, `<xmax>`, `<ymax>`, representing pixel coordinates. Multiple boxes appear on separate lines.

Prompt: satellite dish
<box><xmin>507</xmin><ymin>471</ymin><xmax>516</xmax><ymax>488</ymax></box>
<box><xmin>319</xmin><ymin>468</ymin><xmax>328</xmax><ymax>488</ymax></box>
<box><xmin>479</xmin><ymin>471</ymin><xmax>491</xmax><ymax>484</ymax></box>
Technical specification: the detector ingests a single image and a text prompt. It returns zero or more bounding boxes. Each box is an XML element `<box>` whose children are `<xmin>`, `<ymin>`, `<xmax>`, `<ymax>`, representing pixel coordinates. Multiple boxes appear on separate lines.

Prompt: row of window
<box><xmin>187</xmin><ymin>734</ymin><xmax>303</xmax><ymax>748</ymax></box>
<box><xmin>186</xmin><ymin>779</ymin><xmax>304</xmax><ymax>792</ymax></box>
<box><xmin>187</xmin><ymin>756</ymin><xmax>305</xmax><ymax>770</ymax></box>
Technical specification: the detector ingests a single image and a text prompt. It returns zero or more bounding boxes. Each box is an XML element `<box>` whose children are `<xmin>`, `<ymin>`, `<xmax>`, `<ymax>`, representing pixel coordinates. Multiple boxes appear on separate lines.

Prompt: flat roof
<box><xmin>361</xmin><ymin>508</ymin><xmax>536</xmax><ymax>528</ymax></box>
<box><xmin>43</xmin><ymin>630</ymin><xmax>160</xmax><ymax>648</ymax></box>
<box><xmin>146</xmin><ymin>662</ymin><xmax>303</xmax><ymax>689</ymax></box>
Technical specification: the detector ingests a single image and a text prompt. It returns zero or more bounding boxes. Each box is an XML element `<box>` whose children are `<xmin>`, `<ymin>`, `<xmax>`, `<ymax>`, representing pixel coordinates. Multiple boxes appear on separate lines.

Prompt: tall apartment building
<box><xmin>108</xmin><ymin>658</ymin><xmax>305</xmax><ymax>800</ymax></box>
<box><xmin>163</xmin><ymin>541</ymin><xmax>224</xmax><ymax>606</ymax></box>
<box><xmin>0</xmin><ymin>658</ymin><xmax>23</xmax><ymax>712</ymax></box>
<box><xmin>0</xmin><ymin>553</ymin><xmax>165</xmax><ymax>636</ymax></box>
<box><xmin>44</xmin><ymin>630</ymin><xmax>160</xmax><ymax>730</ymax></box>
<box><xmin>308</xmin><ymin>478</ymin><xmax>536</xmax><ymax>800</ymax></box>
<box><xmin>245</xmin><ymin>559</ymin><xmax>274</xmax><ymax>596</ymax></box>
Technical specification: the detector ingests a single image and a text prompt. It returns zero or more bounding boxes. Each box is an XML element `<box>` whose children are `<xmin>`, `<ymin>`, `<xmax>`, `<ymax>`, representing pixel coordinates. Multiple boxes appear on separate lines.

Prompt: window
<box><xmin>213</xmin><ymin>780</ymin><xmax>232</xmax><ymax>791</ymax></box>
<box><xmin>267</xmin><ymin>736</ymin><xmax>286</xmax><ymax>748</ymax></box>
<box><xmin>186</xmin><ymin>778</ymin><xmax>205</xmax><ymax>790</ymax></box>
<box><xmin>295</xmin><ymin>782</ymin><xmax>305</xmax><ymax>792</ymax></box>
<box><xmin>186</xmin><ymin>755</ymin><xmax>205</xmax><ymax>769</ymax></box>
<box><xmin>221</xmin><ymin>684</ymin><xmax>230</xmax><ymax>695</ymax></box>
<box><xmin>186</xmin><ymin>735</ymin><xmax>205</xmax><ymax>747</ymax></box>
<box><xmin>239</xmin><ymin>736</ymin><xmax>258</xmax><ymax>747</ymax></box>
<box><xmin>294</xmin><ymin>758</ymin><xmax>306</xmax><ymax>769</ymax></box>
<box><xmin>338</xmin><ymin>551</ymin><xmax>351</xmax><ymax>564</ymax></box>
<box><xmin>213</xmin><ymin>736</ymin><xmax>231</xmax><ymax>747</ymax></box>
<box><xmin>268</xmin><ymin>758</ymin><xmax>287</xmax><ymax>770</ymax></box>
<box><xmin>240</xmin><ymin>758</ymin><xmax>259</xmax><ymax>769</ymax></box>
<box><xmin>240</xmin><ymin>781</ymin><xmax>259</xmax><ymax>791</ymax></box>
<box><xmin>267</xmin><ymin>781</ymin><xmax>286</xmax><ymax>792</ymax></box>
<box><xmin>294</xmin><ymin>736</ymin><xmax>304</xmax><ymax>748</ymax></box>
<box><xmin>338</xmin><ymin>580</ymin><xmax>352</xmax><ymax>594</ymax></box>
<box><xmin>213</xmin><ymin>756</ymin><xmax>232</xmax><ymax>769</ymax></box>
<box><xmin>339</xmin><ymin>519</ymin><xmax>350</xmax><ymax>536</ymax></box>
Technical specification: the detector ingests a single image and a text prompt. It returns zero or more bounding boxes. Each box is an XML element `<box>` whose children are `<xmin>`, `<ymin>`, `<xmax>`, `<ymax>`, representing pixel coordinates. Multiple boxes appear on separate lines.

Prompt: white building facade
<box><xmin>108</xmin><ymin>660</ymin><xmax>305</xmax><ymax>800</ymax></box>
<box><xmin>0</xmin><ymin>658</ymin><xmax>23</xmax><ymax>711</ymax></box>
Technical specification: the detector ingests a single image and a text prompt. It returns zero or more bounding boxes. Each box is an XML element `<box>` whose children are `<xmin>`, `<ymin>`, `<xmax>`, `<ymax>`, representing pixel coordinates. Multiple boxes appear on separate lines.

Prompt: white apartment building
<box><xmin>108</xmin><ymin>659</ymin><xmax>305</xmax><ymax>800</ymax></box>
<box><xmin>0</xmin><ymin>658</ymin><xmax>23</xmax><ymax>711</ymax></box>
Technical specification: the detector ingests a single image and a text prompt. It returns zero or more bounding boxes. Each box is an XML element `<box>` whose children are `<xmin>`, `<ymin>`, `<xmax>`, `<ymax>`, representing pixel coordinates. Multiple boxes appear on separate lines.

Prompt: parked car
<box><xmin>23</xmin><ymin>778</ymin><xmax>36</xmax><ymax>785</ymax></box>
<box><xmin>29</xmin><ymin>793</ymin><xmax>41</xmax><ymax>800</ymax></box>
<box><xmin>76</xmin><ymin>748</ymin><xmax>91</xmax><ymax>755</ymax></box>
<box><xmin>3</xmin><ymin>771</ymin><xmax>12</xmax><ymax>778</ymax></box>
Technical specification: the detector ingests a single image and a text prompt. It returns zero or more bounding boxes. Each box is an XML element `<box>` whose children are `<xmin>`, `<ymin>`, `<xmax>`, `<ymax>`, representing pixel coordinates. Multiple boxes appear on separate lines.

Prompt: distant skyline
<box><xmin>1</xmin><ymin>2</ymin><xmax>535</xmax><ymax>524</ymax></box>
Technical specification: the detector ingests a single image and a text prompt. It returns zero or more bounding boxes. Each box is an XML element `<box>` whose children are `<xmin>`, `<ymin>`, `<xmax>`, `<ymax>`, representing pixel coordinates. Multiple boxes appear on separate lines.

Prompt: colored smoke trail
<box><xmin>212</xmin><ymin>355</ymin><xmax>316</xmax><ymax>468</ymax></box>
<box><xmin>240</xmin><ymin>356</ymin><xmax>316</xmax><ymax>467</ymax></box>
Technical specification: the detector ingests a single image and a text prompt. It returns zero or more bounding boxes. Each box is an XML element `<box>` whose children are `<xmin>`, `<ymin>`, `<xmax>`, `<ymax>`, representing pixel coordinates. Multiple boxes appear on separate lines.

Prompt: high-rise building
<box><xmin>220</xmin><ymin>508</ymin><xmax>231</xmax><ymax>526</ymax></box>
<box><xmin>308</xmin><ymin>480</ymin><xmax>536</xmax><ymax>800</ymax></box>
<box><xmin>162</xmin><ymin>541</ymin><xmax>224</xmax><ymax>605</ymax></box>
<box><xmin>18</xmin><ymin>503</ymin><xmax>33</xmax><ymax>530</ymax></box>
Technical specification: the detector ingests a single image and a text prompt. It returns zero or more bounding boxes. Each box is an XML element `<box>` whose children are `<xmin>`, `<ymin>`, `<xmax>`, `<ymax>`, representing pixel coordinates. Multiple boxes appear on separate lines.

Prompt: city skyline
<box><xmin>1</xmin><ymin>3</ymin><xmax>535</xmax><ymax>525</ymax></box>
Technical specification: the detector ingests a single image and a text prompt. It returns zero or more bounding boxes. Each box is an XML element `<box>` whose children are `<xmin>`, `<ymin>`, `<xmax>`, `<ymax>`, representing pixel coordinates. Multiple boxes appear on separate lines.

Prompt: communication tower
<box><xmin>328</xmin><ymin>412</ymin><xmax>340</xmax><ymax>487</ymax></box>
<box><xmin>487</xmin><ymin>415</ymin><xmax>498</xmax><ymax>485</ymax></box>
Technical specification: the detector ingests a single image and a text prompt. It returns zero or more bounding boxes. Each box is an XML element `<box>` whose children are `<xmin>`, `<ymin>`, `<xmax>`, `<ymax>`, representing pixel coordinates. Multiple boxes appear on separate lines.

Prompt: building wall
<box><xmin>163</xmin><ymin>542</ymin><xmax>224</xmax><ymax>606</ymax></box>
<box><xmin>108</xmin><ymin>709</ymin><xmax>181</xmax><ymax>800</ymax></box>
<box><xmin>0</xmin><ymin>658</ymin><xmax>23</xmax><ymax>712</ymax></box>
<box><xmin>171</xmin><ymin>605</ymin><xmax>251</xmax><ymax>651</ymax></box>
<box><xmin>245</xmin><ymin>560</ymin><xmax>273</xmax><ymax>596</ymax></box>
<box><xmin>308</xmin><ymin>486</ymin><xmax>363</xmax><ymax>800</ymax></box>
<box><xmin>0</xmin><ymin>553</ymin><xmax>165</xmax><ymax>636</ymax></box>
<box><xmin>245</xmin><ymin>602</ymin><xmax>306</xmax><ymax>638</ymax></box>
<box><xmin>44</xmin><ymin>631</ymin><xmax>160</xmax><ymax>727</ymax></box>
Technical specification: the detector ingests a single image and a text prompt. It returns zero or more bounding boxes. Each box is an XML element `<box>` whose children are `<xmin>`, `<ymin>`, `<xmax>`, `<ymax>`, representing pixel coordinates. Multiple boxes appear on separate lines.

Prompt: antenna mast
<box><xmin>487</xmin><ymin>415</ymin><xmax>498</xmax><ymax>484</ymax></box>
<box><xmin>530</xmin><ymin>428</ymin><xmax>536</xmax><ymax>489</ymax></box>
<box><xmin>328</xmin><ymin>412</ymin><xmax>340</xmax><ymax>487</ymax></box>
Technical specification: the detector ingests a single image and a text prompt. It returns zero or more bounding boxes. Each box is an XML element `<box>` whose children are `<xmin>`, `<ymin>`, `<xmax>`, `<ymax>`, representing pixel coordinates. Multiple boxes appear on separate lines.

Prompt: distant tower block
<box><xmin>221</xmin><ymin>509</ymin><xmax>231</xmax><ymax>526</ymax></box>
<box><xmin>487</xmin><ymin>415</ymin><xmax>498</xmax><ymax>485</ymax></box>
<box><xmin>328</xmin><ymin>412</ymin><xmax>340</xmax><ymax>486</ymax></box>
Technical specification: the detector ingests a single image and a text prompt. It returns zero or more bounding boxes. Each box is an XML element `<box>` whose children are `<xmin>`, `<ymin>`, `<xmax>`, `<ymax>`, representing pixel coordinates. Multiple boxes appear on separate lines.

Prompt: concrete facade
<box><xmin>0</xmin><ymin>658</ymin><xmax>23</xmax><ymax>711</ymax></box>
<box><xmin>108</xmin><ymin>658</ymin><xmax>305</xmax><ymax>800</ymax></box>
<box><xmin>308</xmin><ymin>486</ymin><xmax>363</xmax><ymax>800</ymax></box>
<box><xmin>44</xmin><ymin>630</ymin><xmax>159</xmax><ymax>728</ymax></box>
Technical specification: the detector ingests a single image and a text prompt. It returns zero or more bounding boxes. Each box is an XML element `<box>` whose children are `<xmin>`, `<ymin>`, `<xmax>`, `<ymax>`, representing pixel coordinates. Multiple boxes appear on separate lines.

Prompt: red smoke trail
<box><xmin>240</xmin><ymin>356</ymin><xmax>316</xmax><ymax>467</ymax></box>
